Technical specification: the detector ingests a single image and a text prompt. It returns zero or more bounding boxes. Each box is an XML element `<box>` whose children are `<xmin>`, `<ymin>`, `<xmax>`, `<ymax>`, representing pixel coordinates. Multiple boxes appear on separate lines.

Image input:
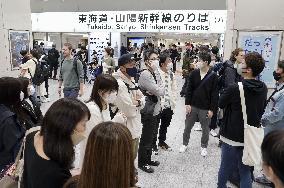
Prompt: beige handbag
<box><xmin>238</xmin><ymin>82</ymin><xmax>264</xmax><ymax>167</ymax></box>
<box><xmin>0</xmin><ymin>126</ymin><xmax>40</xmax><ymax>188</ymax></box>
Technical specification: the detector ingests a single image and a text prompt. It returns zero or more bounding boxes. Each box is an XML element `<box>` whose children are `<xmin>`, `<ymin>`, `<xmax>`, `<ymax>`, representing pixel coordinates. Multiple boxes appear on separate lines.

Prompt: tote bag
<box><xmin>238</xmin><ymin>82</ymin><xmax>264</xmax><ymax>167</ymax></box>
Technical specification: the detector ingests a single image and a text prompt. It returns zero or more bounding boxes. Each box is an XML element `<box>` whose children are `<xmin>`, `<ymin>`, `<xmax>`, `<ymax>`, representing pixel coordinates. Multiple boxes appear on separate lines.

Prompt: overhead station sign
<box><xmin>32</xmin><ymin>10</ymin><xmax>226</xmax><ymax>33</ymax></box>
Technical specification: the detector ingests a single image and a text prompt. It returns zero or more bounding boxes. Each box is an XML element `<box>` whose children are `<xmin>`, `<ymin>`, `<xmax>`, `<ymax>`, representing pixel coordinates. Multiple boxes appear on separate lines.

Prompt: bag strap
<box><xmin>238</xmin><ymin>82</ymin><xmax>248</xmax><ymax>127</ymax></box>
<box><xmin>14</xmin><ymin>126</ymin><xmax>41</xmax><ymax>167</ymax></box>
<box><xmin>196</xmin><ymin>71</ymin><xmax>214</xmax><ymax>91</ymax></box>
<box><xmin>267</xmin><ymin>84</ymin><xmax>284</xmax><ymax>104</ymax></box>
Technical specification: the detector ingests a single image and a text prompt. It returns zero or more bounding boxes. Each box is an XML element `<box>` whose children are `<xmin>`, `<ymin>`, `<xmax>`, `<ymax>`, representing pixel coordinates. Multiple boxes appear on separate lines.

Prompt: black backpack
<box><xmin>29</xmin><ymin>59</ymin><xmax>49</xmax><ymax>86</ymax></box>
<box><xmin>214</xmin><ymin>60</ymin><xmax>231</xmax><ymax>91</ymax></box>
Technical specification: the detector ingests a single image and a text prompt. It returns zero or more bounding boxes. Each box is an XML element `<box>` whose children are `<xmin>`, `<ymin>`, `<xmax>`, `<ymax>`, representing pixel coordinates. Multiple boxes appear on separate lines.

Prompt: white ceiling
<box><xmin>30</xmin><ymin>0</ymin><xmax>227</xmax><ymax>12</ymax></box>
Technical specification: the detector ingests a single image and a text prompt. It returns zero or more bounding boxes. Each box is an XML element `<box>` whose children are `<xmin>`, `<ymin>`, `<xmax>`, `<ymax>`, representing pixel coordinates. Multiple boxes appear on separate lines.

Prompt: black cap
<box><xmin>118</xmin><ymin>54</ymin><xmax>135</xmax><ymax>67</ymax></box>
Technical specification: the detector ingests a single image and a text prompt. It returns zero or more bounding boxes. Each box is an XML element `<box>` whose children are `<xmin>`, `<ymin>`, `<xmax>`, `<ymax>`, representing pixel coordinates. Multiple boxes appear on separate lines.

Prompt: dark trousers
<box><xmin>49</xmin><ymin>63</ymin><xmax>58</xmax><ymax>78</ymax></box>
<box><xmin>63</xmin><ymin>88</ymin><xmax>79</xmax><ymax>98</ymax></box>
<box><xmin>44</xmin><ymin>78</ymin><xmax>49</xmax><ymax>97</ymax></box>
<box><xmin>183</xmin><ymin>106</ymin><xmax>211</xmax><ymax>148</ymax></box>
<box><xmin>217</xmin><ymin>143</ymin><xmax>252</xmax><ymax>188</ymax></box>
<box><xmin>138</xmin><ymin>114</ymin><xmax>159</xmax><ymax>166</ymax></box>
<box><xmin>158</xmin><ymin>108</ymin><xmax>173</xmax><ymax>143</ymax></box>
<box><xmin>152</xmin><ymin>114</ymin><xmax>160</xmax><ymax>149</ymax></box>
<box><xmin>209</xmin><ymin>113</ymin><xmax>218</xmax><ymax>130</ymax></box>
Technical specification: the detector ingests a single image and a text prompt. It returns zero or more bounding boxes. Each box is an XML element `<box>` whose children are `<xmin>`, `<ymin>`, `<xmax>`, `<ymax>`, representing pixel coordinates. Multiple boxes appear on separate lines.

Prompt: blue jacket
<box><xmin>262</xmin><ymin>83</ymin><xmax>284</xmax><ymax>135</ymax></box>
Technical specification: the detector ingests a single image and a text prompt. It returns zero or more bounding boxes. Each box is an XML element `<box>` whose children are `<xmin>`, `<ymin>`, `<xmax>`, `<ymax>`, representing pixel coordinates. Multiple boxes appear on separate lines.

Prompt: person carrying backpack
<box><xmin>112</xmin><ymin>54</ymin><xmax>145</xmax><ymax>173</ymax></box>
<box><xmin>216</xmin><ymin>48</ymin><xmax>245</xmax><ymax>91</ymax></box>
<box><xmin>48</xmin><ymin>44</ymin><xmax>60</xmax><ymax>80</ymax></box>
<box><xmin>59</xmin><ymin>43</ymin><xmax>84</xmax><ymax>98</ymax></box>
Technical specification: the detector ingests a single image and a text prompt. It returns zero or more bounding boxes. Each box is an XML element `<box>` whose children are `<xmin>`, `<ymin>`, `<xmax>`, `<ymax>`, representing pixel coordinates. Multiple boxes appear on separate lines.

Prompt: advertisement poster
<box><xmin>9</xmin><ymin>30</ymin><xmax>30</xmax><ymax>70</ymax></box>
<box><xmin>238</xmin><ymin>32</ymin><xmax>283</xmax><ymax>88</ymax></box>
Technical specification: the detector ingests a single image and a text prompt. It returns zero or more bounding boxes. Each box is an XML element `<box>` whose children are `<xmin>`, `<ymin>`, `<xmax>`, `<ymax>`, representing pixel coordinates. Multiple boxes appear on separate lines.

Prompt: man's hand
<box><xmin>186</xmin><ymin>105</ymin><xmax>192</xmax><ymax>115</ymax></box>
<box><xmin>207</xmin><ymin>110</ymin><xmax>213</xmax><ymax>119</ymax></box>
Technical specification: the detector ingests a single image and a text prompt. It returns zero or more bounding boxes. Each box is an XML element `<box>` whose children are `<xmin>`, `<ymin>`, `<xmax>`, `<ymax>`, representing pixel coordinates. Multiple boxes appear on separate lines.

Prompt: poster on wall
<box><xmin>88</xmin><ymin>32</ymin><xmax>111</xmax><ymax>64</ymax></box>
<box><xmin>238</xmin><ymin>31</ymin><xmax>283</xmax><ymax>88</ymax></box>
<box><xmin>9</xmin><ymin>30</ymin><xmax>30</xmax><ymax>70</ymax></box>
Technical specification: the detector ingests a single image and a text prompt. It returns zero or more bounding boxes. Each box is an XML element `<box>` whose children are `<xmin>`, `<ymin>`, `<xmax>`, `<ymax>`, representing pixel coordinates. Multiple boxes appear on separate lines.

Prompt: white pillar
<box><xmin>0</xmin><ymin>0</ymin><xmax>32</xmax><ymax>77</ymax></box>
<box><xmin>223</xmin><ymin>0</ymin><xmax>237</xmax><ymax>60</ymax></box>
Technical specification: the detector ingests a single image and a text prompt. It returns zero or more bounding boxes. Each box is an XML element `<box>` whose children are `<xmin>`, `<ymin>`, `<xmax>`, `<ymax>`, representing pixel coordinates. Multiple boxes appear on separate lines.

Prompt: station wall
<box><xmin>0</xmin><ymin>0</ymin><xmax>32</xmax><ymax>77</ymax></box>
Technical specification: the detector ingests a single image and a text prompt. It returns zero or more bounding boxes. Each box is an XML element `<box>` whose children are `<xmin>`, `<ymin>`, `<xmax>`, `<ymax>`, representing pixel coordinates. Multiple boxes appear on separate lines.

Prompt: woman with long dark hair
<box><xmin>79</xmin><ymin>74</ymin><xmax>126</xmax><ymax>167</ymax></box>
<box><xmin>23</xmin><ymin>98</ymin><xmax>90</xmax><ymax>188</ymax></box>
<box><xmin>0</xmin><ymin>77</ymin><xmax>25</xmax><ymax>172</ymax></box>
<box><xmin>64</xmin><ymin>122</ymin><xmax>136</xmax><ymax>188</ymax></box>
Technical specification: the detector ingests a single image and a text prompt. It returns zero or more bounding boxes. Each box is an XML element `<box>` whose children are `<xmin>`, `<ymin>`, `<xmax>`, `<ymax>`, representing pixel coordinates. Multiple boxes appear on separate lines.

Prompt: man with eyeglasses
<box><xmin>137</xmin><ymin>50</ymin><xmax>165</xmax><ymax>173</ymax></box>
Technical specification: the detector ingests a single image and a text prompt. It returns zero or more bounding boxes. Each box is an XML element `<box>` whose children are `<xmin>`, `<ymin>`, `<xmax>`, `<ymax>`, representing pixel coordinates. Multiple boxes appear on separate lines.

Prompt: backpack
<box><xmin>214</xmin><ymin>60</ymin><xmax>230</xmax><ymax>91</ymax></box>
<box><xmin>48</xmin><ymin>49</ymin><xmax>59</xmax><ymax>62</ymax></box>
<box><xmin>29</xmin><ymin>59</ymin><xmax>49</xmax><ymax>86</ymax></box>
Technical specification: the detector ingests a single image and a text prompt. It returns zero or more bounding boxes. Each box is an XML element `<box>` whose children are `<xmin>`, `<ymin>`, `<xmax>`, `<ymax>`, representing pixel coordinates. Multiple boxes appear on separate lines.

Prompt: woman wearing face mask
<box><xmin>79</xmin><ymin>74</ymin><xmax>126</xmax><ymax>167</ymax></box>
<box><xmin>0</xmin><ymin>77</ymin><xmax>25</xmax><ymax>173</ymax></box>
<box><xmin>64</xmin><ymin>122</ymin><xmax>137</xmax><ymax>188</ymax></box>
<box><xmin>18</xmin><ymin>77</ymin><xmax>43</xmax><ymax>130</ymax></box>
<box><xmin>22</xmin><ymin>98</ymin><xmax>90</xmax><ymax>188</ymax></box>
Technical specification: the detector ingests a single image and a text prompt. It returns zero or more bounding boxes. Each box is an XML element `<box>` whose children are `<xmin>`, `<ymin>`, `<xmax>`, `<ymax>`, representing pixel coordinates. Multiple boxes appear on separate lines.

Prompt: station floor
<box><xmin>42</xmin><ymin>74</ymin><xmax>268</xmax><ymax>188</ymax></box>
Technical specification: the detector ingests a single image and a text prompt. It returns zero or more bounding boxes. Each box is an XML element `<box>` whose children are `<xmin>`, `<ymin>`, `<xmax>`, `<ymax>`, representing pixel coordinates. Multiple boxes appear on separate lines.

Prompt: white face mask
<box><xmin>166</xmin><ymin>63</ymin><xmax>173</xmax><ymax>71</ymax></box>
<box><xmin>20</xmin><ymin>91</ymin><xmax>25</xmax><ymax>101</ymax></box>
<box><xmin>28</xmin><ymin>85</ymin><xmax>36</xmax><ymax>96</ymax></box>
<box><xmin>150</xmin><ymin>60</ymin><xmax>159</xmax><ymax>70</ymax></box>
<box><xmin>103</xmin><ymin>92</ymin><xmax>118</xmax><ymax>104</ymax></box>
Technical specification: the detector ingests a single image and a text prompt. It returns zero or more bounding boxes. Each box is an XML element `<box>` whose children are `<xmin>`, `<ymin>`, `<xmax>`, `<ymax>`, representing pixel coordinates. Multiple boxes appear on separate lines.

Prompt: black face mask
<box><xmin>273</xmin><ymin>71</ymin><xmax>282</xmax><ymax>81</ymax></box>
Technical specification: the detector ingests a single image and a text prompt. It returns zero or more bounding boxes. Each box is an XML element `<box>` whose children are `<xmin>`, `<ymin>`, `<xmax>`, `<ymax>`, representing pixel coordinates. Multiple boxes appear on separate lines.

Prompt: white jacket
<box><xmin>158</xmin><ymin>68</ymin><xmax>177</xmax><ymax>110</ymax></box>
<box><xmin>113</xmin><ymin>70</ymin><xmax>145</xmax><ymax>139</ymax></box>
<box><xmin>78</xmin><ymin>101</ymin><xmax>125</xmax><ymax>167</ymax></box>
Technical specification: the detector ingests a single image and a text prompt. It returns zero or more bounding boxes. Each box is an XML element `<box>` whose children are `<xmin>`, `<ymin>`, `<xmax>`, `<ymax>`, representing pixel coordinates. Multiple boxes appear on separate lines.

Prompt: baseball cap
<box><xmin>118</xmin><ymin>54</ymin><xmax>135</xmax><ymax>67</ymax></box>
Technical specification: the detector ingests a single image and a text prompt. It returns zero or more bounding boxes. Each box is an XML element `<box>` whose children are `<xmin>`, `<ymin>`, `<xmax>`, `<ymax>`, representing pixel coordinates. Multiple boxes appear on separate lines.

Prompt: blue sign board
<box><xmin>238</xmin><ymin>32</ymin><xmax>282</xmax><ymax>88</ymax></box>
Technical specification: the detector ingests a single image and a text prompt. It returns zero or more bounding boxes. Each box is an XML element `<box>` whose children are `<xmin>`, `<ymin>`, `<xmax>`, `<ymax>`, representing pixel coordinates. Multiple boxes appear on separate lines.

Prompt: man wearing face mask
<box><xmin>112</xmin><ymin>54</ymin><xmax>145</xmax><ymax>163</ymax></box>
<box><xmin>137</xmin><ymin>50</ymin><xmax>165</xmax><ymax>173</ymax></box>
<box><xmin>180</xmin><ymin>51</ymin><xmax>218</xmax><ymax>157</ymax></box>
<box><xmin>255</xmin><ymin>60</ymin><xmax>284</xmax><ymax>187</ymax></box>
<box><xmin>217</xmin><ymin>52</ymin><xmax>267</xmax><ymax>188</ymax></box>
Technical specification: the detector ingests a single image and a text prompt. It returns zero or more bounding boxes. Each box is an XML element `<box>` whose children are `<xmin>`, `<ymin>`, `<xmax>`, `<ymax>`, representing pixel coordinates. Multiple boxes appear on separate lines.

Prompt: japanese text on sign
<box><xmin>31</xmin><ymin>10</ymin><xmax>226</xmax><ymax>33</ymax></box>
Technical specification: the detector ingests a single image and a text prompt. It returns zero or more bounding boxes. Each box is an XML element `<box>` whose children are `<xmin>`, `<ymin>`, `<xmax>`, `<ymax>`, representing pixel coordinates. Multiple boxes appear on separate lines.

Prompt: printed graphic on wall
<box><xmin>238</xmin><ymin>31</ymin><xmax>283</xmax><ymax>88</ymax></box>
<box><xmin>9</xmin><ymin>30</ymin><xmax>30</xmax><ymax>70</ymax></box>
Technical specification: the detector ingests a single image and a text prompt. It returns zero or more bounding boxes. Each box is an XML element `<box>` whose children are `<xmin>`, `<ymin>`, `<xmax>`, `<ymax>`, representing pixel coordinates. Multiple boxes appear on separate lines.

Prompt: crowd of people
<box><xmin>0</xmin><ymin>41</ymin><xmax>284</xmax><ymax>188</ymax></box>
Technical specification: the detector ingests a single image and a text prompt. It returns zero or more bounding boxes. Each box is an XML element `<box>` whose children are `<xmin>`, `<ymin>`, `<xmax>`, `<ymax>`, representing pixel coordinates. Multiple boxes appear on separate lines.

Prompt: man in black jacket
<box><xmin>217</xmin><ymin>52</ymin><xmax>267</xmax><ymax>188</ymax></box>
<box><xmin>179</xmin><ymin>51</ymin><xmax>218</xmax><ymax>157</ymax></box>
<box><xmin>48</xmin><ymin>44</ymin><xmax>60</xmax><ymax>79</ymax></box>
